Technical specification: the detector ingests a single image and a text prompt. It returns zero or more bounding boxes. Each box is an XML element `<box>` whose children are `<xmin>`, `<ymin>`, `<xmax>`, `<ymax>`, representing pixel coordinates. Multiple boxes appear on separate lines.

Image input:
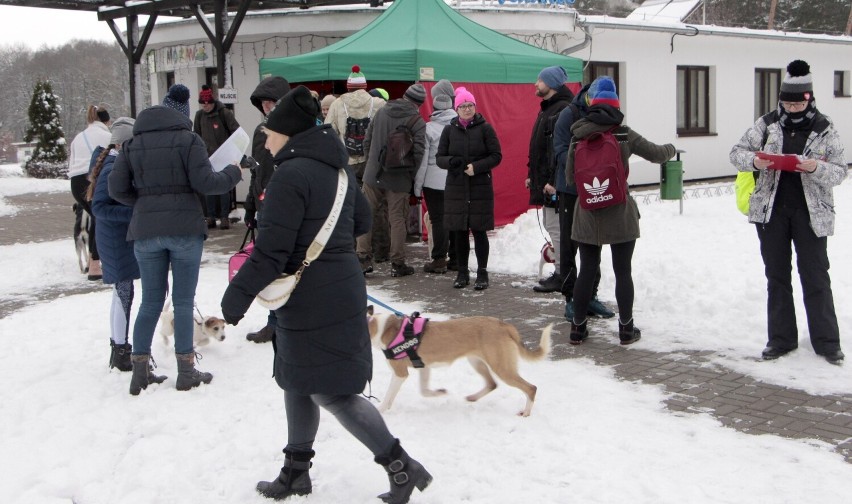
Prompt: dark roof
<box><xmin>0</xmin><ymin>1</ymin><xmax>382</xmax><ymax>20</ymax></box>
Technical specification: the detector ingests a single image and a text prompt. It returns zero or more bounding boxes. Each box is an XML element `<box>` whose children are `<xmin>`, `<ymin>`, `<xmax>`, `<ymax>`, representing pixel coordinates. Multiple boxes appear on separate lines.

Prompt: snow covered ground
<box><xmin>1</xmin><ymin>162</ymin><xmax>850</xmax><ymax>503</ymax></box>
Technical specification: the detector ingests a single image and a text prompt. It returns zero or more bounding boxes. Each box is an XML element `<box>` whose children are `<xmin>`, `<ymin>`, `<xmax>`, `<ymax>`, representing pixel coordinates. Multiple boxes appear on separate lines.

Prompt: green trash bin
<box><xmin>660</xmin><ymin>152</ymin><xmax>683</xmax><ymax>201</ymax></box>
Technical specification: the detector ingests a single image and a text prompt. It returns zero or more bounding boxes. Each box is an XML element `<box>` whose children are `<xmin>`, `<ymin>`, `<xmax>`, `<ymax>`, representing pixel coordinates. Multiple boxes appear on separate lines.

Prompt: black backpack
<box><xmin>343</xmin><ymin>101</ymin><xmax>373</xmax><ymax>156</ymax></box>
<box><xmin>379</xmin><ymin>115</ymin><xmax>420</xmax><ymax>171</ymax></box>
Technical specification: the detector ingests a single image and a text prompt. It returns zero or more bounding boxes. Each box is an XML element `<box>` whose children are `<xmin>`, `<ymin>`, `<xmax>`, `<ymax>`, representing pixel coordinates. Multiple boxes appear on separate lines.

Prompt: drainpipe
<box><xmin>560</xmin><ymin>13</ymin><xmax>592</xmax><ymax>55</ymax></box>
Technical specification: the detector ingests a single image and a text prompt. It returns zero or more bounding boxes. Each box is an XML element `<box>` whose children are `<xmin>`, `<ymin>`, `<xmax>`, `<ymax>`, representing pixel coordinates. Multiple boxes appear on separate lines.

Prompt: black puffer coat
<box><xmin>436</xmin><ymin>113</ymin><xmax>502</xmax><ymax>231</ymax></box>
<box><xmin>108</xmin><ymin>106</ymin><xmax>242</xmax><ymax>241</ymax></box>
<box><xmin>221</xmin><ymin>124</ymin><xmax>373</xmax><ymax>395</ymax></box>
<box><xmin>245</xmin><ymin>76</ymin><xmax>292</xmax><ymax>220</ymax></box>
<box><xmin>528</xmin><ymin>86</ymin><xmax>574</xmax><ymax>206</ymax></box>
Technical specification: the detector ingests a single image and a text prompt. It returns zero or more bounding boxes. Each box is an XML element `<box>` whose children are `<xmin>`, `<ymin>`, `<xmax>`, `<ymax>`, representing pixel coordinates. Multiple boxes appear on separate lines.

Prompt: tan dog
<box><xmin>159</xmin><ymin>300</ymin><xmax>226</xmax><ymax>348</ymax></box>
<box><xmin>367</xmin><ymin>306</ymin><xmax>552</xmax><ymax>417</ymax></box>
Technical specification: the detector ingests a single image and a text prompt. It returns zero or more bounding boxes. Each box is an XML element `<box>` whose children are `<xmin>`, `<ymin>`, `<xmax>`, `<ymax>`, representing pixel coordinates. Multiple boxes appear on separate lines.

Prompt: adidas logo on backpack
<box><xmin>574</xmin><ymin>127</ymin><xmax>627</xmax><ymax>210</ymax></box>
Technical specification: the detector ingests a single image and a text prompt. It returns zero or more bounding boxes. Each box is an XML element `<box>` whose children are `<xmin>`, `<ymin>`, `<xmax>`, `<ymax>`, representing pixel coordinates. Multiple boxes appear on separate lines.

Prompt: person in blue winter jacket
<box><xmin>87</xmin><ymin>117</ymin><xmax>139</xmax><ymax>373</ymax></box>
<box><xmin>109</xmin><ymin>84</ymin><xmax>246</xmax><ymax>396</ymax></box>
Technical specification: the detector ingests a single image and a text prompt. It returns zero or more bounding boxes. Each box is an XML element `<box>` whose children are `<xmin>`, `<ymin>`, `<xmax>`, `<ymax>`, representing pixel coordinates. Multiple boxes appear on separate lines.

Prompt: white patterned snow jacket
<box><xmin>729</xmin><ymin>112</ymin><xmax>847</xmax><ymax>237</ymax></box>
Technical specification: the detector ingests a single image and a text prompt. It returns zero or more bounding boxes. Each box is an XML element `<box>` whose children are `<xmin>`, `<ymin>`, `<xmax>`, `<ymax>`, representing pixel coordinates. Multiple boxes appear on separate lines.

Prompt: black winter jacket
<box><xmin>362</xmin><ymin>98</ymin><xmax>426</xmax><ymax>194</ymax></box>
<box><xmin>436</xmin><ymin>113</ymin><xmax>502</xmax><ymax>231</ymax></box>
<box><xmin>245</xmin><ymin>76</ymin><xmax>292</xmax><ymax>220</ymax></box>
<box><xmin>528</xmin><ymin>86</ymin><xmax>574</xmax><ymax>206</ymax></box>
<box><xmin>221</xmin><ymin>124</ymin><xmax>374</xmax><ymax>395</ymax></box>
<box><xmin>193</xmin><ymin>101</ymin><xmax>240</xmax><ymax>155</ymax></box>
<box><xmin>108</xmin><ymin>106</ymin><xmax>242</xmax><ymax>241</ymax></box>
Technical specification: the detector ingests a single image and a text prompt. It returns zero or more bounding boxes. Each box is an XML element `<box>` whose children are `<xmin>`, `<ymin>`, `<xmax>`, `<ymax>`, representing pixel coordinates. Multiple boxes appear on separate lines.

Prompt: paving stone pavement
<box><xmin>7</xmin><ymin>190</ymin><xmax>852</xmax><ymax>463</ymax></box>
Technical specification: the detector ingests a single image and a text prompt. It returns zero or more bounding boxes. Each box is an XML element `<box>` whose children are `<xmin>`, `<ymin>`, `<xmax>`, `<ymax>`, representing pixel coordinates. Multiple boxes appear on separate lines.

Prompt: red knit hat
<box><xmin>198</xmin><ymin>85</ymin><xmax>215</xmax><ymax>104</ymax></box>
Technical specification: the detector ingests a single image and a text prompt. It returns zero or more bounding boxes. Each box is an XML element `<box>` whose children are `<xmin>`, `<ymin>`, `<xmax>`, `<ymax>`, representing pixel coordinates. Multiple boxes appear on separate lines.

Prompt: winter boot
<box><xmin>446</xmin><ymin>258</ymin><xmax>458</xmax><ymax>271</ymax></box>
<box><xmin>219</xmin><ymin>219</ymin><xmax>230</xmax><ymax>230</ymax></box>
<box><xmin>87</xmin><ymin>256</ymin><xmax>102</xmax><ymax>281</ymax></box>
<box><xmin>175</xmin><ymin>352</ymin><xmax>213</xmax><ymax>391</ymax></box>
<box><xmin>473</xmin><ymin>269</ymin><xmax>489</xmax><ymax>290</ymax></box>
<box><xmin>618</xmin><ymin>319</ymin><xmax>642</xmax><ymax>345</ymax></box>
<box><xmin>391</xmin><ymin>262</ymin><xmax>415</xmax><ymax>278</ymax></box>
<box><xmin>375</xmin><ymin>439</ymin><xmax>432</xmax><ymax>504</ymax></box>
<box><xmin>256</xmin><ymin>449</ymin><xmax>314</xmax><ymax>500</ymax></box>
<box><xmin>588</xmin><ymin>297</ymin><xmax>616</xmax><ymax>318</ymax></box>
<box><xmin>423</xmin><ymin>258</ymin><xmax>447</xmax><ymax>274</ymax></box>
<box><xmin>533</xmin><ymin>272</ymin><xmax>563</xmax><ymax>293</ymax></box>
<box><xmin>453</xmin><ymin>270</ymin><xmax>470</xmax><ymax>289</ymax></box>
<box><xmin>359</xmin><ymin>256</ymin><xmax>374</xmax><ymax>275</ymax></box>
<box><xmin>109</xmin><ymin>341</ymin><xmax>133</xmax><ymax>372</ymax></box>
<box><xmin>129</xmin><ymin>354</ymin><xmax>167</xmax><ymax>396</ymax></box>
<box><xmin>246</xmin><ymin>324</ymin><xmax>275</xmax><ymax>344</ymax></box>
<box><xmin>569</xmin><ymin>319</ymin><xmax>589</xmax><ymax>345</ymax></box>
<box><xmin>206</xmin><ymin>217</ymin><xmax>217</xmax><ymax>229</ymax></box>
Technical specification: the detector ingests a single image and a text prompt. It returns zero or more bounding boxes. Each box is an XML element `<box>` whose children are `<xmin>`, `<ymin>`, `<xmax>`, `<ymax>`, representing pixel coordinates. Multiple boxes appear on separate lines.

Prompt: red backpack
<box><xmin>573</xmin><ymin>127</ymin><xmax>627</xmax><ymax>210</ymax></box>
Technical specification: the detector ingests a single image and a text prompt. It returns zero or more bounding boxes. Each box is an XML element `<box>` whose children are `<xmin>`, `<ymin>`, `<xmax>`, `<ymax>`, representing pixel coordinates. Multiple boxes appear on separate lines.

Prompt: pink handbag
<box><xmin>229</xmin><ymin>228</ymin><xmax>255</xmax><ymax>282</ymax></box>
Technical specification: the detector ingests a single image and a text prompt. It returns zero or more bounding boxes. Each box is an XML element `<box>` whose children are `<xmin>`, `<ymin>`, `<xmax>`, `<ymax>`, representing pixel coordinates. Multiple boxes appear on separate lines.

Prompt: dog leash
<box><xmin>367</xmin><ymin>294</ymin><xmax>404</xmax><ymax>317</ymax></box>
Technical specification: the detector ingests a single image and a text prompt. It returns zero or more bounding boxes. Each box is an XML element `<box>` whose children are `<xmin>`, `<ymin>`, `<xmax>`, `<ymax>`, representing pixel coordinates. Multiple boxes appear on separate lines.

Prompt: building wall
<box><xmin>143</xmin><ymin>6</ymin><xmax>852</xmax><ymax>192</ymax></box>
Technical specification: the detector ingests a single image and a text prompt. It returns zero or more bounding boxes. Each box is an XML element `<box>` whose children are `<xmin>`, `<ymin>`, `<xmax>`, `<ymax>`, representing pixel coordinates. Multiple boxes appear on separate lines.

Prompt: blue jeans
<box><xmin>132</xmin><ymin>234</ymin><xmax>204</xmax><ymax>355</ymax></box>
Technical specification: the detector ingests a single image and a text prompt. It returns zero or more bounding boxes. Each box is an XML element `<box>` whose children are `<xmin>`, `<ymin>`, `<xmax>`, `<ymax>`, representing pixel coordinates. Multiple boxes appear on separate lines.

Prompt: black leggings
<box><xmin>284</xmin><ymin>391</ymin><xmax>396</xmax><ymax>457</ymax></box>
<box><xmin>454</xmin><ymin>230</ymin><xmax>489</xmax><ymax>271</ymax></box>
<box><xmin>573</xmin><ymin>240</ymin><xmax>635</xmax><ymax>324</ymax></box>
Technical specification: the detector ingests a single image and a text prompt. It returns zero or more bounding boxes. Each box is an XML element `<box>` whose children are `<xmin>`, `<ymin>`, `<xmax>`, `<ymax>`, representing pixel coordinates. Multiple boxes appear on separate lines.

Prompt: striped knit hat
<box><xmin>779</xmin><ymin>60</ymin><xmax>813</xmax><ymax>102</ymax></box>
<box><xmin>589</xmin><ymin>76</ymin><xmax>620</xmax><ymax>109</ymax></box>
<box><xmin>347</xmin><ymin>65</ymin><xmax>367</xmax><ymax>90</ymax></box>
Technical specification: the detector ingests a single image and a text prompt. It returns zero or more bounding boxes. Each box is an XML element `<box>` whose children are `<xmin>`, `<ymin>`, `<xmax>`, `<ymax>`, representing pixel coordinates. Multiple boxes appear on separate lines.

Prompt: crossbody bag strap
<box><xmin>301</xmin><ymin>169</ymin><xmax>348</xmax><ymax>267</ymax></box>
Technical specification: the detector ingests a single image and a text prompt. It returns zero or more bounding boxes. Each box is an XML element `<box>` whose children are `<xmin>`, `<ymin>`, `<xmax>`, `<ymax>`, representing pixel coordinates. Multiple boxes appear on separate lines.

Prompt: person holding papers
<box><xmin>730</xmin><ymin>60</ymin><xmax>847</xmax><ymax>365</ymax></box>
<box><xmin>109</xmin><ymin>84</ymin><xmax>246</xmax><ymax>394</ymax></box>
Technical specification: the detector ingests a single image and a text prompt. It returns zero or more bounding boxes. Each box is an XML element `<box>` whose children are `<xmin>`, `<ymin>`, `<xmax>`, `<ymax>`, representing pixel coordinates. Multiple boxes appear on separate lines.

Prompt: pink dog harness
<box><xmin>383</xmin><ymin>312</ymin><xmax>428</xmax><ymax>368</ymax></box>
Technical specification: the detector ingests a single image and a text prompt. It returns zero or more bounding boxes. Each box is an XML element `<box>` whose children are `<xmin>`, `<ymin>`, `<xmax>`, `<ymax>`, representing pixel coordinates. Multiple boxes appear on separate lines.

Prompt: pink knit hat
<box><xmin>454</xmin><ymin>86</ymin><xmax>476</xmax><ymax>109</ymax></box>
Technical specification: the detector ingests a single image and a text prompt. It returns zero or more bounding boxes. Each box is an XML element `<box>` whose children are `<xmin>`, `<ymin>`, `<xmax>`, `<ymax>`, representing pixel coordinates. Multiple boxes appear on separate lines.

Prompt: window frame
<box><xmin>835</xmin><ymin>70</ymin><xmax>851</xmax><ymax>98</ymax></box>
<box><xmin>676</xmin><ymin>65</ymin><xmax>710</xmax><ymax>137</ymax></box>
<box><xmin>584</xmin><ymin>61</ymin><xmax>620</xmax><ymax>89</ymax></box>
<box><xmin>754</xmin><ymin>68</ymin><xmax>781</xmax><ymax>120</ymax></box>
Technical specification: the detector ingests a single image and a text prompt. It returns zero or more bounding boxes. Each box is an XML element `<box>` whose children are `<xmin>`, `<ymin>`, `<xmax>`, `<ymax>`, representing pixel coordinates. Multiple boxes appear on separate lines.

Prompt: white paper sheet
<box><xmin>209</xmin><ymin>127</ymin><xmax>250</xmax><ymax>172</ymax></box>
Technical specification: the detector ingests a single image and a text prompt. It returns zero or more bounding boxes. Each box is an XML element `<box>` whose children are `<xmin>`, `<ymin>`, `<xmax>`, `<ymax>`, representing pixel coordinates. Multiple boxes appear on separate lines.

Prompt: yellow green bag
<box><xmin>735</xmin><ymin>171</ymin><xmax>758</xmax><ymax>215</ymax></box>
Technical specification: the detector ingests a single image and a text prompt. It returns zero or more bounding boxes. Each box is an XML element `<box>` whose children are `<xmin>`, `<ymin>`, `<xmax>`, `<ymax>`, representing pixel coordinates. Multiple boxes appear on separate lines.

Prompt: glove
<box><xmin>245</xmin><ymin>216</ymin><xmax>257</xmax><ymax>230</ymax></box>
<box><xmin>449</xmin><ymin>157</ymin><xmax>463</xmax><ymax>169</ymax></box>
<box><xmin>222</xmin><ymin>309</ymin><xmax>243</xmax><ymax>326</ymax></box>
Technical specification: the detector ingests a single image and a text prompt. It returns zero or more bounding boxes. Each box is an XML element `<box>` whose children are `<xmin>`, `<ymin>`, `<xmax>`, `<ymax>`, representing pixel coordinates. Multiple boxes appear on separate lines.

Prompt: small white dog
<box><xmin>159</xmin><ymin>299</ymin><xmax>226</xmax><ymax>348</ymax></box>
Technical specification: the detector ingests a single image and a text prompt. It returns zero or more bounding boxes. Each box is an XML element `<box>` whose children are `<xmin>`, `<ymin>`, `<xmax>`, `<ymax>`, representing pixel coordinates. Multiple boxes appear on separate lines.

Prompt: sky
<box><xmin>0</xmin><ymin>5</ymin><xmax>116</xmax><ymax>49</ymax></box>
<box><xmin>1</xmin><ymin>161</ymin><xmax>851</xmax><ymax>503</ymax></box>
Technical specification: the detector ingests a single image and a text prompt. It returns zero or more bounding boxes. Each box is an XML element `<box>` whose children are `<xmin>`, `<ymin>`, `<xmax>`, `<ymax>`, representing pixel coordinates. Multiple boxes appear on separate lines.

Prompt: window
<box><xmin>165</xmin><ymin>71</ymin><xmax>175</xmax><ymax>90</ymax></box>
<box><xmin>677</xmin><ymin>66</ymin><xmax>710</xmax><ymax>136</ymax></box>
<box><xmin>835</xmin><ymin>71</ymin><xmax>850</xmax><ymax>97</ymax></box>
<box><xmin>754</xmin><ymin>68</ymin><xmax>781</xmax><ymax>119</ymax></box>
<box><xmin>584</xmin><ymin>61</ymin><xmax>619</xmax><ymax>88</ymax></box>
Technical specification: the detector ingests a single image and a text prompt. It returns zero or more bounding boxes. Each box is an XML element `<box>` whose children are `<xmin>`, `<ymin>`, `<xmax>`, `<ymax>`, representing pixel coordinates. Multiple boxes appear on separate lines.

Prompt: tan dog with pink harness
<box><xmin>367</xmin><ymin>306</ymin><xmax>552</xmax><ymax>417</ymax></box>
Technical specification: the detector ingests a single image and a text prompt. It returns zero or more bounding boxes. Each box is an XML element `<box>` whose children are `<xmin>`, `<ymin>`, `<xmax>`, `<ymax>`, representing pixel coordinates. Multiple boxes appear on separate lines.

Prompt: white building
<box><xmin>144</xmin><ymin>0</ymin><xmax>852</xmax><ymax>188</ymax></box>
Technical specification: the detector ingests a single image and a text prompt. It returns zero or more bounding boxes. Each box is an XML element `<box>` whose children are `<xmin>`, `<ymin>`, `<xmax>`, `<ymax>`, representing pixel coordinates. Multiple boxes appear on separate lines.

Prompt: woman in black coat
<box><xmin>436</xmin><ymin>87</ymin><xmax>502</xmax><ymax>290</ymax></box>
<box><xmin>221</xmin><ymin>86</ymin><xmax>432</xmax><ymax>504</ymax></box>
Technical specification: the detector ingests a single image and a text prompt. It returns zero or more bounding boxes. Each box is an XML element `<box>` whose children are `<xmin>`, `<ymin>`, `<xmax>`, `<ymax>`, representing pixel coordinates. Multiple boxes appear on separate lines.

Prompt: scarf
<box><xmin>777</xmin><ymin>98</ymin><xmax>816</xmax><ymax>132</ymax></box>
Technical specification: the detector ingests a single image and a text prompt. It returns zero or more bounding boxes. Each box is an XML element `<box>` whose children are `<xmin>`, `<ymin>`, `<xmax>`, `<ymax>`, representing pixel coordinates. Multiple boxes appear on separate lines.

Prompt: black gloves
<box><xmin>245</xmin><ymin>213</ymin><xmax>257</xmax><ymax>230</ymax></box>
<box><xmin>449</xmin><ymin>157</ymin><xmax>463</xmax><ymax>169</ymax></box>
<box><xmin>222</xmin><ymin>309</ymin><xmax>243</xmax><ymax>326</ymax></box>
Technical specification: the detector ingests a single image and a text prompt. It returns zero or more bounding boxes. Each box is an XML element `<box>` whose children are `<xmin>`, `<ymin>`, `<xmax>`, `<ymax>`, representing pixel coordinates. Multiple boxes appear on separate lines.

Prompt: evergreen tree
<box><xmin>23</xmin><ymin>80</ymin><xmax>67</xmax><ymax>178</ymax></box>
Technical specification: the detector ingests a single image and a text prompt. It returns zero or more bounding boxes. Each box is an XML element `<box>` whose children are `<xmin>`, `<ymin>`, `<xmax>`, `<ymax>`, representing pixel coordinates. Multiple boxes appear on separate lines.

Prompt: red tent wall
<box><xmin>421</xmin><ymin>81</ymin><xmax>580</xmax><ymax>228</ymax></box>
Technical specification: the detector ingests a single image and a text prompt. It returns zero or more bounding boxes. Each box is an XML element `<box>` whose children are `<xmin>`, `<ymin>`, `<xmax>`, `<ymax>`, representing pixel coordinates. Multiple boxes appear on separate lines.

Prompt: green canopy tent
<box><xmin>260</xmin><ymin>0</ymin><xmax>584</xmax><ymax>227</ymax></box>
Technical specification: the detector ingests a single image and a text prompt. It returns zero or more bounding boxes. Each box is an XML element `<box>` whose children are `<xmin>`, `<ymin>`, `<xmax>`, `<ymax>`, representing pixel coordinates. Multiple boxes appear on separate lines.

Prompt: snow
<box><xmin>626</xmin><ymin>0</ymin><xmax>701</xmax><ymax>24</ymax></box>
<box><xmin>1</xmin><ymin>165</ymin><xmax>850</xmax><ymax>503</ymax></box>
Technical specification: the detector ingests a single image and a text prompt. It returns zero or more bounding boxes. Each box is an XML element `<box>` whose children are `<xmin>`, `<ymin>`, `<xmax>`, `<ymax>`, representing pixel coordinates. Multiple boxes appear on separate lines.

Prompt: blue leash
<box><xmin>367</xmin><ymin>294</ymin><xmax>404</xmax><ymax>317</ymax></box>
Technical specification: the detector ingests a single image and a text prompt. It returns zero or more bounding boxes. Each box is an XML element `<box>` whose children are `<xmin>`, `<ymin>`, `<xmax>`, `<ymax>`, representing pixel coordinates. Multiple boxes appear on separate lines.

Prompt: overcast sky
<box><xmin>0</xmin><ymin>6</ymin><xmax>116</xmax><ymax>49</ymax></box>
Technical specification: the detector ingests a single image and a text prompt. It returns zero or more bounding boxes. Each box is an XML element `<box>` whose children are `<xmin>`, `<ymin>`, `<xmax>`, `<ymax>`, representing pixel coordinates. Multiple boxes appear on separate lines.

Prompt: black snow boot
<box><xmin>453</xmin><ymin>270</ymin><xmax>470</xmax><ymax>289</ymax></box>
<box><xmin>375</xmin><ymin>439</ymin><xmax>432</xmax><ymax>504</ymax></box>
<box><xmin>256</xmin><ymin>449</ymin><xmax>314</xmax><ymax>500</ymax></box>
<box><xmin>175</xmin><ymin>352</ymin><xmax>213</xmax><ymax>391</ymax></box>
<box><xmin>129</xmin><ymin>354</ymin><xmax>167</xmax><ymax>396</ymax></box>
<box><xmin>109</xmin><ymin>341</ymin><xmax>133</xmax><ymax>372</ymax></box>
<box><xmin>473</xmin><ymin>268</ymin><xmax>489</xmax><ymax>290</ymax></box>
<box><xmin>618</xmin><ymin>319</ymin><xmax>642</xmax><ymax>345</ymax></box>
<box><xmin>569</xmin><ymin>319</ymin><xmax>588</xmax><ymax>345</ymax></box>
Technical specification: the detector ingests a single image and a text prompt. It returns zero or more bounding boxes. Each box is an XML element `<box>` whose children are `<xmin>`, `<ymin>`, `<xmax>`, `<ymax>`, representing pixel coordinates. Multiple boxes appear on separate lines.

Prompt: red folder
<box><xmin>756</xmin><ymin>152</ymin><xmax>801</xmax><ymax>172</ymax></box>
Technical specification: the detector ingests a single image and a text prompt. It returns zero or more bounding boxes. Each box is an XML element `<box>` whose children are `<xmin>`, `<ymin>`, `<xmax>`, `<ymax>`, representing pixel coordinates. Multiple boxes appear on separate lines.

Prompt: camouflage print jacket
<box><xmin>729</xmin><ymin>111</ymin><xmax>847</xmax><ymax>237</ymax></box>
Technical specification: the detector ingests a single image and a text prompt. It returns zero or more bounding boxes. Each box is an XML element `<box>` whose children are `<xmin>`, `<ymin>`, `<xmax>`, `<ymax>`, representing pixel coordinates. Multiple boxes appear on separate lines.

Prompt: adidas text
<box><xmin>586</xmin><ymin>193</ymin><xmax>614</xmax><ymax>205</ymax></box>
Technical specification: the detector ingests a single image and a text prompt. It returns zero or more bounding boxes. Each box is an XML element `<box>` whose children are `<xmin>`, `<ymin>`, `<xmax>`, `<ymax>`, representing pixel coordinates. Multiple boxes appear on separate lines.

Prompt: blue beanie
<box><xmin>162</xmin><ymin>84</ymin><xmax>191</xmax><ymax>117</ymax></box>
<box><xmin>588</xmin><ymin>76</ymin><xmax>616</xmax><ymax>100</ymax></box>
<box><xmin>538</xmin><ymin>66</ymin><xmax>568</xmax><ymax>90</ymax></box>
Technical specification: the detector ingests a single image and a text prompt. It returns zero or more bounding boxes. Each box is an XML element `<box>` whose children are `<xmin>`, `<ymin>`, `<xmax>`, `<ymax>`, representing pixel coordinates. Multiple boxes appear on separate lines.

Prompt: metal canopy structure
<box><xmin>0</xmin><ymin>0</ymin><xmax>384</xmax><ymax>116</ymax></box>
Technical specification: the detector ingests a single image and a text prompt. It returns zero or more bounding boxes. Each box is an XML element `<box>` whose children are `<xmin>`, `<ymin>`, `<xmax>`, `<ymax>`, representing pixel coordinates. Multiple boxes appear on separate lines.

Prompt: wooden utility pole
<box><xmin>768</xmin><ymin>0</ymin><xmax>778</xmax><ymax>30</ymax></box>
<box><xmin>846</xmin><ymin>2</ymin><xmax>852</xmax><ymax>36</ymax></box>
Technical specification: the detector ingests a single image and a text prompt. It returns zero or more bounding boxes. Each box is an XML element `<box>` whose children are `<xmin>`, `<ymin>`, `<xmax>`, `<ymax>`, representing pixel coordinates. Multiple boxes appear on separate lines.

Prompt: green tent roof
<box><xmin>259</xmin><ymin>0</ymin><xmax>583</xmax><ymax>84</ymax></box>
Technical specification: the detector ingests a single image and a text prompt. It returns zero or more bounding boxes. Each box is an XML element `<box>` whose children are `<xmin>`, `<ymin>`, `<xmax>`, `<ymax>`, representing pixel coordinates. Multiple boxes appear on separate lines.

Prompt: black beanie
<box><xmin>779</xmin><ymin>60</ymin><xmax>813</xmax><ymax>102</ymax></box>
<box><xmin>265</xmin><ymin>85</ymin><xmax>320</xmax><ymax>137</ymax></box>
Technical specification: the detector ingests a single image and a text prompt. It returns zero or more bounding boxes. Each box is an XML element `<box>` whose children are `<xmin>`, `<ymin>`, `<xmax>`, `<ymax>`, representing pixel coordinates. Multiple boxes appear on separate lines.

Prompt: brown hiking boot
<box><xmin>423</xmin><ymin>258</ymin><xmax>447</xmax><ymax>274</ymax></box>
